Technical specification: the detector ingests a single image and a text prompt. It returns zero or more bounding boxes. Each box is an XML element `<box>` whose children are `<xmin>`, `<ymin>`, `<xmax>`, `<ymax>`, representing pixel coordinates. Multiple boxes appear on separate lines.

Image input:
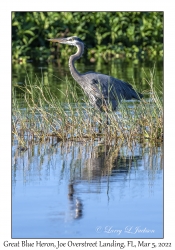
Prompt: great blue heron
<box><xmin>48</xmin><ymin>36</ymin><xmax>143</xmax><ymax>112</ymax></box>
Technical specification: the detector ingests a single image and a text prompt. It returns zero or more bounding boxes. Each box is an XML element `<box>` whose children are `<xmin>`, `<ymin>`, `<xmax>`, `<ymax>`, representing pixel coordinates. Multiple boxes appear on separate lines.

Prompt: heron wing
<box><xmin>83</xmin><ymin>73</ymin><xmax>141</xmax><ymax>100</ymax></box>
<box><xmin>81</xmin><ymin>72</ymin><xmax>142</xmax><ymax>111</ymax></box>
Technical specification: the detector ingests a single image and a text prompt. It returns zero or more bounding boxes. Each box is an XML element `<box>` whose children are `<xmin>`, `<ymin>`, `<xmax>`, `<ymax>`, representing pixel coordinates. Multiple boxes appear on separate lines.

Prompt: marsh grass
<box><xmin>12</xmin><ymin>71</ymin><xmax>163</xmax><ymax>150</ymax></box>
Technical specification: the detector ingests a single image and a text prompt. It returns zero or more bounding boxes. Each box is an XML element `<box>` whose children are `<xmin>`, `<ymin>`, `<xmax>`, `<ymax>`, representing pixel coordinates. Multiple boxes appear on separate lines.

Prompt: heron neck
<box><xmin>69</xmin><ymin>44</ymin><xmax>84</xmax><ymax>82</ymax></box>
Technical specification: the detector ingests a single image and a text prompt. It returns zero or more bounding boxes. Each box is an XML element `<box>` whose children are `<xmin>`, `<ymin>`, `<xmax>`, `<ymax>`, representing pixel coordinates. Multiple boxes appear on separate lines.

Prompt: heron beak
<box><xmin>47</xmin><ymin>38</ymin><xmax>66</xmax><ymax>44</ymax></box>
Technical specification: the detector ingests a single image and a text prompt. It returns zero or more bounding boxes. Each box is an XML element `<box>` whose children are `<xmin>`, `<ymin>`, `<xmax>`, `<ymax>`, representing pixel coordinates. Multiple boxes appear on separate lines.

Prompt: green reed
<box><xmin>12</xmin><ymin>72</ymin><xmax>163</xmax><ymax>150</ymax></box>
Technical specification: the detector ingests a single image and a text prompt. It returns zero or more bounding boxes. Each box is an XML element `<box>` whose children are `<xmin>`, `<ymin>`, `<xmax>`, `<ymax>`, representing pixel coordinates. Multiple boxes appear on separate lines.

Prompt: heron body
<box><xmin>48</xmin><ymin>36</ymin><xmax>143</xmax><ymax>111</ymax></box>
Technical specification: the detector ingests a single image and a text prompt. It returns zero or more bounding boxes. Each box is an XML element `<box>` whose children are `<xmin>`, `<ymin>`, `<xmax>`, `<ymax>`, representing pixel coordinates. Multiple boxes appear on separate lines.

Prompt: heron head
<box><xmin>48</xmin><ymin>36</ymin><xmax>83</xmax><ymax>46</ymax></box>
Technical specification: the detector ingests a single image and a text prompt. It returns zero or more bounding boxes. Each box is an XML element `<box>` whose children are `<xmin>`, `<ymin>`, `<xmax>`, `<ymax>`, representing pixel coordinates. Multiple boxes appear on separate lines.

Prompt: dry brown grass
<box><xmin>12</xmin><ymin>72</ymin><xmax>163</xmax><ymax>151</ymax></box>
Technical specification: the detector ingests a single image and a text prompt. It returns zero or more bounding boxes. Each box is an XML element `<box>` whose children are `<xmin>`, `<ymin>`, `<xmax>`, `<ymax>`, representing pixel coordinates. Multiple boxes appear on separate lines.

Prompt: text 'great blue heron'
<box><xmin>48</xmin><ymin>36</ymin><xmax>143</xmax><ymax>112</ymax></box>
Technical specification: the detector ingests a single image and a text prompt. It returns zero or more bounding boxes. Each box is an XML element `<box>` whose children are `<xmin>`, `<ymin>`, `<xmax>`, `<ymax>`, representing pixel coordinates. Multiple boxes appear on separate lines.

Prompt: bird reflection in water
<box><xmin>68</xmin><ymin>182</ymin><xmax>83</xmax><ymax>220</ymax></box>
<box><xmin>66</xmin><ymin>143</ymin><xmax>142</xmax><ymax>221</ymax></box>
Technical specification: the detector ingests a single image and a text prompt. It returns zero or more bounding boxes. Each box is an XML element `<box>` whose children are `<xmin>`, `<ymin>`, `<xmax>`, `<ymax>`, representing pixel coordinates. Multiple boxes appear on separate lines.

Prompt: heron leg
<box><xmin>98</xmin><ymin>113</ymin><xmax>103</xmax><ymax>134</ymax></box>
<box><xmin>106</xmin><ymin>113</ymin><xmax>110</xmax><ymax>125</ymax></box>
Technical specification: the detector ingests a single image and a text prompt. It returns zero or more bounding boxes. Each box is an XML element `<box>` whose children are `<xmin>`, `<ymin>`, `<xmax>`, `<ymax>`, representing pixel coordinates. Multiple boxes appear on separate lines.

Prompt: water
<box><xmin>12</xmin><ymin>60</ymin><xmax>163</xmax><ymax>238</ymax></box>
<box><xmin>12</xmin><ymin>59</ymin><xmax>163</xmax><ymax>101</ymax></box>
<box><xmin>12</xmin><ymin>140</ymin><xmax>163</xmax><ymax>238</ymax></box>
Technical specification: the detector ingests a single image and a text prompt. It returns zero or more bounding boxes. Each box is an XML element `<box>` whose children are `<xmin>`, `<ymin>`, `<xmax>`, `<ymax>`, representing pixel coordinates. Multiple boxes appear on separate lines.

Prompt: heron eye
<box><xmin>69</xmin><ymin>38</ymin><xmax>74</xmax><ymax>42</ymax></box>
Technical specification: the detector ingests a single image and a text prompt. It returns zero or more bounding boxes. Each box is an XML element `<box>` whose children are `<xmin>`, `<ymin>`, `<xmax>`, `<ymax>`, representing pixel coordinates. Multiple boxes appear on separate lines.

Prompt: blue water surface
<box><xmin>12</xmin><ymin>141</ymin><xmax>163</xmax><ymax>239</ymax></box>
